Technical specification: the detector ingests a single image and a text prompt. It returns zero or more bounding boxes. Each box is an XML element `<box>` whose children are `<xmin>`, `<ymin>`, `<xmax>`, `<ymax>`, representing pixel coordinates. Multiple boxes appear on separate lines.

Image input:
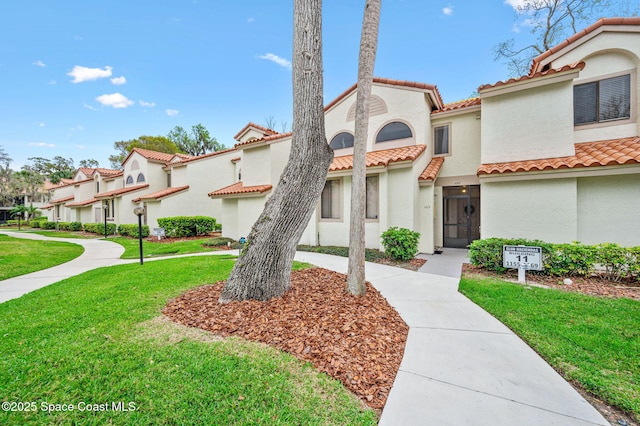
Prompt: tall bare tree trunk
<box><xmin>346</xmin><ymin>0</ymin><xmax>382</xmax><ymax>296</ymax></box>
<box><xmin>220</xmin><ymin>0</ymin><xmax>333</xmax><ymax>303</ymax></box>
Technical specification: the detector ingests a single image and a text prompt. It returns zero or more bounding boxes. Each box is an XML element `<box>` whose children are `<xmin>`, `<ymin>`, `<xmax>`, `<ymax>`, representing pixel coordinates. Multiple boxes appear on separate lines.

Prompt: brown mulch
<box><xmin>162</xmin><ymin>267</ymin><xmax>408</xmax><ymax>411</ymax></box>
<box><xmin>376</xmin><ymin>257</ymin><xmax>426</xmax><ymax>271</ymax></box>
<box><xmin>463</xmin><ymin>264</ymin><xmax>640</xmax><ymax>301</ymax></box>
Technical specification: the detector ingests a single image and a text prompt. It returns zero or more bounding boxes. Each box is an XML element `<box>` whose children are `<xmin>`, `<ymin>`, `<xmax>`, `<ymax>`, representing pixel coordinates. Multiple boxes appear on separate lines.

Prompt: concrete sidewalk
<box><xmin>1</xmin><ymin>231</ymin><xmax>608</xmax><ymax>425</ymax></box>
<box><xmin>0</xmin><ymin>231</ymin><xmax>128</xmax><ymax>303</ymax></box>
<box><xmin>293</xmin><ymin>251</ymin><xmax>609</xmax><ymax>426</ymax></box>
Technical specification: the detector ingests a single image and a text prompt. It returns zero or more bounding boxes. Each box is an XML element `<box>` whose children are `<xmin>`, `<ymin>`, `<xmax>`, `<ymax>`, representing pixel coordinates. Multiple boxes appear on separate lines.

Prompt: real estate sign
<box><xmin>503</xmin><ymin>245</ymin><xmax>543</xmax><ymax>271</ymax></box>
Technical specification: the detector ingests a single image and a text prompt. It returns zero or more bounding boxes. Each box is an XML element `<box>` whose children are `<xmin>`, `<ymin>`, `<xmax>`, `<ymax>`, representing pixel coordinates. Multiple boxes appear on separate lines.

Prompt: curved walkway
<box><xmin>1</xmin><ymin>231</ymin><xmax>608</xmax><ymax>425</ymax></box>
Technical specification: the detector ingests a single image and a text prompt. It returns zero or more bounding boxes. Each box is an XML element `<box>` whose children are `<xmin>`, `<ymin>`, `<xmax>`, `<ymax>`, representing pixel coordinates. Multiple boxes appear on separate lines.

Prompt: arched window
<box><xmin>126</xmin><ymin>175</ymin><xmax>134</xmax><ymax>185</ymax></box>
<box><xmin>375</xmin><ymin>121</ymin><xmax>412</xmax><ymax>143</ymax></box>
<box><xmin>137</xmin><ymin>173</ymin><xmax>146</xmax><ymax>183</ymax></box>
<box><xmin>329</xmin><ymin>132</ymin><xmax>354</xmax><ymax>150</ymax></box>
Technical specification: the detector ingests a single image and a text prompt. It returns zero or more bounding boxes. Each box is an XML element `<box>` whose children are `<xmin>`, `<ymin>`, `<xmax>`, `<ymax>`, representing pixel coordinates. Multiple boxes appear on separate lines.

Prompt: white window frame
<box><xmin>433</xmin><ymin>123</ymin><xmax>451</xmax><ymax>157</ymax></box>
<box><xmin>365</xmin><ymin>175</ymin><xmax>379</xmax><ymax>221</ymax></box>
<box><xmin>319</xmin><ymin>179</ymin><xmax>342</xmax><ymax>222</ymax></box>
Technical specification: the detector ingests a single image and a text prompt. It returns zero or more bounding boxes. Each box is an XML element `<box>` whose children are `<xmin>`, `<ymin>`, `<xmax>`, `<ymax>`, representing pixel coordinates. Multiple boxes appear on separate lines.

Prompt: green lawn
<box><xmin>109</xmin><ymin>237</ymin><xmax>224</xmax><ymax>259</ymax></box>
<box><xmin>0</xmin><ymin>256</ymin><xmax>376</xmax><ymax>425</ymax></box>
<box><xmin>24</xmin><ymin>230</ymin><xmax>99</xmax><ymax>239</ymax></box>
<box><xmin>459</xmin><ymin>275</ymin><xmax>640</xmax><ymax>421</ymax></box>
<box><xmin>0</xmin><ymin>234</ymin><xmax>84</xmax><ymax>281</ymax></box>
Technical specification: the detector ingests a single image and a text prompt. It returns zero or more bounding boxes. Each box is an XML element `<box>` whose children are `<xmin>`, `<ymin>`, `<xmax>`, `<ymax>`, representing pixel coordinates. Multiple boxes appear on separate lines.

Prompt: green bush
<box><xmin>42</xmin><ymin>221</ymin><xmax>57</xmax><ymax>230</ymax></box>
<box><xmin>380</xmin><ymin>227</ymin><xmax>420</xmax><ymax>261</ymax></box>
<box><xmin>470</xmin><ymin>238</ymin><xmax>639</xmax><ymax>279</ymax></box>
<box><xmin>83</xmin><ymin>222</ymin><xmax>117</xmax><ymax>235</ymax></box>
<box><xmin>6</xmin><ymin>220</ymin><xmax>19</xmax><ymax>226</ymax></box>
<box><xmin>117</xmin><ymin>224</ymin><xmax>150</xmax><ymax>238</ymax></box>
<box><xmin>203</xmin><ymin>237</ymin><xmax>235</xmax><ymax>247</ymax></box>
<box><xmin>157</xmin><ymin>216</ymin><xmax>218</xmax><ymax>238</ymax></box>
<box><xmin>57</xmin><ymin>222</ymin><xmax>71</xmax><ymax>231</ymax></box>
<box><xmin>69</xmin><ymin>222</ymin><xmax>83</xmax><ymax>231</ymax></box>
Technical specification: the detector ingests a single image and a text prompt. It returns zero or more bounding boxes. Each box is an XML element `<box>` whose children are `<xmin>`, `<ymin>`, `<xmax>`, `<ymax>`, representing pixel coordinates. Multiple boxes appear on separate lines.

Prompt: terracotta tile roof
<box><xmin>233</xmin><ymin>122</ymin><xmax>279</xmax><ymax>141</ymax></box>
<box><xmin>325</xmin><ymin>77</ymin><xmax>444</xmax><ymax>112</ymax></box>
<box><xmin>235</xmin><ymin>132</ymin><xmax>292</xmax><ymax>148</ymax></box>
<box><xmin>419</xmin><ymin>157</ymin><xmax>445</xmax><ymax>182</ymax></box>
<box><xmin>95</xmin><ymin>184</ymin><xmax>149</xmax><ymax>199</ymax></box>
<box><xmin>477</xmin><ymin>137</ymin><xmax>640</xmax><ymax>175</ymax></box>
<box><xmin>132</xmin><ymin>185</ymin><xmax>189</xmax><ymax>202</ymax></box>
<box><xmin>124</xmin><ymin>148</ymin><xmax>194</xmax><ymax>165</ymax></box>
<box><xmin>78</xmin><ymin>167</ymin><xmax>96</xmax><ymax>177</ymax></box>
<box><xmin>43</xmin><ymin>180</ymin><xmax>61</xmax><ymax>191</ymax></box>
<box><xmin>478</xmin><ymin>62</ymin><xmax>585</xmax><ymax>92</ymax></box>
<box><xmin>208</xmin><ymin>181</ymin><xmax>272</xmax><ymax>197</ymax></box>
<box><xmin>530</xmin><ymin>17</ymin><xmax>640</xmax><ymax>75</ymax></box>
<box><xmin>95</xmin><ymin>168</ymin><xmax>123</xmax><ymax>176</ymax></box>
<box><xmin>73</xmin><ymin>178</ymin><xmax>94</xmax><ymax>186</ymax></box>
<box><xmin>41</xmin><ymin>204</ymin><xmax>54</xmax><ymax>210</ymax></box>
<box><xmin>65</xmin><ymin>198</ymin><xmax>100</xmax><ymax>208</ymax></box>
<box><xmin>231</xmin><ymin>157</ymin><xmax>241</xmax><ymax>163</ymax></box>
<box><xmin>433</xmin><ymin>98</ymin><xmax>480</xmax><ymax>114</ymax></box>
<box><xmin>330</xmin><ymin>145</ymin><xmax>426</xmax><ymax>172</ymax></box>
<box><xmin>50</xmin><ymin>195</ymin><xmax>75</xmax><ymax>204</ymax></box>
<box><xmin>167</xmin><ymin>148</ymin><xmax>238</xmax><ymax>166</ymax></box>
<box><xmin>59</xmin><ymin>178</ymin><xmax>74</xmax><ymax>185</ymax></box>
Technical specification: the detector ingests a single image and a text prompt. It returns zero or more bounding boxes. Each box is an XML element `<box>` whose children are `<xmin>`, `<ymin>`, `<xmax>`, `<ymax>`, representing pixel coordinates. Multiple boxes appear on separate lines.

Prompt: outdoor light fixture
<box><xmin>103</xmin><ymin>204</ymin><xmax>109</xmax><ymax>239</ymax></box>
<box><xmin>133</xmin><ymin>206</ymin><xmax>145</xmax><ymax>265</ymax></box>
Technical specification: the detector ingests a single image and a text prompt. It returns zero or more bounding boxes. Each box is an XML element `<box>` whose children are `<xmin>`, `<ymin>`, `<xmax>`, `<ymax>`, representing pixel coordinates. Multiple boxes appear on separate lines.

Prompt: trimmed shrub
<box><xmin>57</xmin><ymin>222</ymin><xmax>71</xmax><ymax>231</ymax></box>
<box><xmin>203</xmin><ymin>237</ymin><xmax>235</xmax><ymax>247</ymax></box>
<box><xmin>157</xmin><ymin>216</ymin><xmax>218</xmax><ymax>238</ymax></box>
<box><xmin>117</xmin><ymin>224</ymin><xmax>150</xmax><ymax>238</ymax></box>
<box><xmin>83</xmin><ymin>222</ymin><xmax>117</xmax><ymax>235</ymax></box>
<box><xmin>42</xmin><ymin>221</ymin><xmax>57</xmax><ymax>230</ymax></box>
<box><xmin>380</xmin><ymin>227</ymin><xmax>420</xmax><ymax>261</ymax></box>
<box><xmin>69</xmin><ymin>222</ymin><xmax>83</xmax><ymax>231</ymax></box>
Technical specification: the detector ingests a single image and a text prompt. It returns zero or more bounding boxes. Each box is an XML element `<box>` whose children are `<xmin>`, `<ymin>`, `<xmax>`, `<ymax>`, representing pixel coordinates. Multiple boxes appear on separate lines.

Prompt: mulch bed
<box><xmin>163</xmin><ymin>267</ymin><xmax>408</xmax><ymax>411</ymax></box>
<box><xmin>463</xmin><ymin>264</ymin><xmax>640</xmax><ymax>301</ymax></box>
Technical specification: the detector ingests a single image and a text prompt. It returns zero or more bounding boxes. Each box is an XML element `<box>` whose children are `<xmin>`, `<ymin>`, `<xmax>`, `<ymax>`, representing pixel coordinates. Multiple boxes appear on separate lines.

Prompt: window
<box><xmin>166</xmin><ymin>173</ymin><xmax>171</xmax><ymax>187</ymax></box>
<box><xmin>321</xmin><ymin>180</ymin><xmax>341</xmax><ymax>219</ymax></box>
<box><xmin>574</xmin><ymin>74</ymin><xmax>631</xmax><ymax>125</ymax></box>
<box><xmin>375</xmin><ymin>122</ymin><xmax>412</xmax><ymax>143</ymax></box>
<box><xmin>330</xmin><ymin>132</ymin><xmax>354</xmax><ymax>149</ymax></box>
<box><xmin>366</xmin><ymin>176</ymin><xmax>379</xmax><ymax>220</ymax></box>
<box><xmin>136</xmin><ymin>173</ymin><xmax>146</xmax><ymax>183</ymax></box>
<box><xmin>126</xmin><ymin>175</ymin><xmax>133</xmax><ymax>185</ymax></box>
<box><xmin>96</xmin><ymin>181</ymin><xmax>100</xmax><ymax>193</ymax></box>
<box><xmin>434</xmin><ymin>125</ymin><xmax>450</xmax><ymax>155</ymax></box>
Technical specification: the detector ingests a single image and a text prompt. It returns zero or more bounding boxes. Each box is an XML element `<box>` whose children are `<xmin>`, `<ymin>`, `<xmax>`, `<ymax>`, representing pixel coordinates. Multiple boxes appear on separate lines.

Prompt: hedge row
<box><xmin>117</xmin><ymin>224</ymin><xmax>150</xmax><ymax>238</ymax></box>
<box><xmin>157</xmin><ymin>216</ymin><xmax>219</xmax><ymax>237</ymax></box>
<box><xmin>83</xmin><ymin>223</ymin><xmax>118</xmax><ymax>235</ymax></box>
<box><xmin>469</xmin><ymin>238</ymin><xmax>640</xmax><ymax>281</ymax></box>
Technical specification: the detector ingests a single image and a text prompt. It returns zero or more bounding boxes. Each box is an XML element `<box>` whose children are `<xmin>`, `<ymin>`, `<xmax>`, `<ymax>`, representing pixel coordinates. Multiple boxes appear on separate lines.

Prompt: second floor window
<box><xmin>137</xmin><ymin>173</ymin><xmax>146</xmax><ymax>183</ymax></box>
<box><xmin>574</xmin><ymin>74</ymin><xmax>631</xmax><ymax>125</ymax></box>
<box><xmin>434</xmin><ymin>125</ymin><xmax>450</xmax><ymax>156</ymax></box>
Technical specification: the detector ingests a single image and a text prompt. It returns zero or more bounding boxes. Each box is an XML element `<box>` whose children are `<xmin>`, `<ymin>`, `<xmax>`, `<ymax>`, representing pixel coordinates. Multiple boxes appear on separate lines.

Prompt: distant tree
<box><xmin>13</xmin><ymin>167</ymin><xmax>45</xmax><ymax>204</ymax></box>
<box><xmin>264</xmin><ymin>116</ymin><xmax>278</xmax><ymax>130</ymax></box>
<box><xmin>25</xmin><ymin>204</ymin><xmax>41</xmax><ymax>221</ymax></box>
<box><xmin>219</xmin><ymin>0</ymin><xmax>333</xmax><ymax>302</ymax></box>
<box><xmin>494</xmin><ymin>0</ymin><xmax>639</xmax><ymax>76</ymax></box>
<box><xmin>109</xmin><ymin>136</ymin><xmax>180</xmax><ymax>169</ymax></box>
<box><xmin>9</xmin><ymin>204</ymin><xmax>27</xmax><ymax>230</ymax></box>
<box><xmin>0</xmin><ymin>146</ymin><xmax>14</xmax><ymax>206</ymax></box>
<box><xmin>27</xmin><ymin>156</ymin><xmax>74</xmax><ymax>184</ymax></box>
<box><xmin>78</xmin><ymin>159</ymin><xmax>100</xmax><ymax>168</ymax></box>
<box><xmin>167</xmin><ymin>124</ymin><xmax>225</xmax><ymax>156</ymax></box>
<box><xmin>347</xmin><ymin>0</ymin><xmax>381</xmax><ymax>296</ymax></box>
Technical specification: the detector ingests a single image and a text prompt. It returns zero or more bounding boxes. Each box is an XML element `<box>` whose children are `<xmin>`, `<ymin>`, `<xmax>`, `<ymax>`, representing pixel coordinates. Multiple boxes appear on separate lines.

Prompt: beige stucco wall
<box><xmin>577</xmin><ymin>173</ymin><xmax>640</xmax><ymax>246</ymax></box>
<box><xmin>481</xmin><ymin>81</ymin><xmax>575</xmax><ymax>163</ymax></box>
<box><xmin>218</xmin><ymin>198</ymin><xmax>239</xmax><ymax>240</ymax></box>
<box><xmin>242</xmin><ymin>146</ymin><xmax>271</xmax><ymax>186</ymax></box>
<box><xmin>480</xmin><ymin>177</ymin><xmax>578</xmax><ymax>243</ymax></box>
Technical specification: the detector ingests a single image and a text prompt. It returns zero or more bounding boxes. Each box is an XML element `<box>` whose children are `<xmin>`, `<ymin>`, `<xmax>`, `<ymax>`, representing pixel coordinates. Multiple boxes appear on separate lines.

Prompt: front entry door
<box><xmin>443</xmin><ymin>185</ymin><xmax>480</xmax><ymax>248</ymax></box>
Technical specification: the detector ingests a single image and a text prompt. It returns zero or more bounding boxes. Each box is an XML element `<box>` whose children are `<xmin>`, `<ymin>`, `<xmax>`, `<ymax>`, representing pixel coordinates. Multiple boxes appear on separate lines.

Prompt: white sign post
<box><xmin>503</xmin><ymin>245</ymin><xmax>543</xmax><ymax>283</ymax></box>
<box><xmin>153</xmin><ymin>227</ymin><xmax>165</xmax><ymax>241</ymax></box>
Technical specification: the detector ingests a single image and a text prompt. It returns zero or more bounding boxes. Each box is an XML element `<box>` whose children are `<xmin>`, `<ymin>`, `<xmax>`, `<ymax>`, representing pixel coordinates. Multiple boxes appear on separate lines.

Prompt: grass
<box><xmin>0</xmin><ymin>234</ymin><xmax>84</xmax><ymax>281</ymax></box>
<box><xmin>109</xmin><ymin>237</ymin><xmax>224</xmax><ymax>259</ymax></box>
<box><xmin>459</xmin><ymin>275</ymin><xmax>640</xmax><ymax>421</ymax></box>
<box><xmin>0</xmin><ymin>256</ymin><xmax>376</xmax><ymax>425</ymax></box>
<box><xmin>24</xmin><ymin>230</ymin><xmax>99</xmax><ymax>239</ymax></box>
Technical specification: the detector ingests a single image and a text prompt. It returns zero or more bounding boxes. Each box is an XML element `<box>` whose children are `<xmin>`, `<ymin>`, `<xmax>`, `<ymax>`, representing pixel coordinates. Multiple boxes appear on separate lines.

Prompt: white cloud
<box><xmin>67</xmin><ymin>65</ymin><xmax>113</xmax><ymax>83</ymax></box>
<box><xmin>69</xmin><ymin>125</ymin><xmax>84</xmax><ymax>131</ymax></box>
<box><xmin>110</xmin><ymin>76</ymin><xmax>127</xmax><ymax>85</ymax></box>
<box><xmin>505</xmin><ymin>0</ymin><xmax>527</xmax><ymax>10</ymax></box>
<box><xmin>38</xmin><ymin>123</ymin><xmax>45</xmax><ymax>127</ymax></box>
<box><xmin>83</xmin><ymin>102</ymin><xmax>98</xmax><ymax>111</ymax></box>
<box><xmin>166</xmin><ymin>109</ymin><xmax>179</xmax><ymax>117</ymax></box>
<box><xmin>442</xmin><ymin>6</ymin><xmax>453</xmax><ymax>16</ymax></box>
<box><xmin>258</xmin><ymin>53</ymin><xmax>292</xmax><ymax>70</ymax></box>
<box><xmin>247</xmin><ymin>17</ymin><xmax>255</xmax><ymax>23</ymax></box>
<box><xmin>29</xmin><ymin>142</ymin><xmax>55</xmax><ymax>148</ymax></box>
<box><xmin>139</xmin><ymin>100</ymin><xmax>156</xmax><ymax>107</ymax></box>
<box><xmin>76</xmin><ymin>145</ymin><xmax>85</xmax><ymax>149</ymax></box>
<box><xmin>95</xmin><ymin>93</ymin><xmax>135</xmax><ymax>108</ymax></box>
<box><xmin>48</xmin><ymin>80</ymin><xmax>57</xmax><ymax>85</ymax></box>
<box><xmin>33</xmin><ymin>60</ymin><xmax>46</xmax><ymax>67</ymax></box>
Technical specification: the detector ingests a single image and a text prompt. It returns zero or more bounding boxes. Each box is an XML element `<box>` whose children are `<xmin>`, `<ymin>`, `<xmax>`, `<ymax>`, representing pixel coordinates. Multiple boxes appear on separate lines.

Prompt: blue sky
<box><xmin>1</xmin><ymin>0</ymin><xmax>536</xmax><ymax>169</ymax></box>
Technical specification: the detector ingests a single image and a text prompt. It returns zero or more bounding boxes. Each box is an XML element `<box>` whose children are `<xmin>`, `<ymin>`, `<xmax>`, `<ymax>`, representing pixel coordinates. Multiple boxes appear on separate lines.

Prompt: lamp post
<box><xmin>103</xmin><ymin>204</ymin><xmax>108</xmax><ymax>239</ymax></box>
<box><xmin>133</xmin><ymin>206</ymin><xmax>145</xmax><ymax>265</ymax></box>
